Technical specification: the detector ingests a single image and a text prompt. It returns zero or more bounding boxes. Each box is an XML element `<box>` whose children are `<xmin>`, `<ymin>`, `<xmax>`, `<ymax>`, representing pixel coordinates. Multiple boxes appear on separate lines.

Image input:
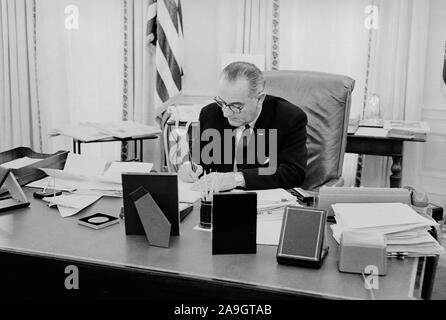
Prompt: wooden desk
<box><xmin>0</xmin><ymin>189</ymin><xmax>433</xmax><ymax>300</ymax></box>
<box><xmin>346</xmin><ymin>131</ymin><xmax>425</xmax><ymax>188</ymax></box>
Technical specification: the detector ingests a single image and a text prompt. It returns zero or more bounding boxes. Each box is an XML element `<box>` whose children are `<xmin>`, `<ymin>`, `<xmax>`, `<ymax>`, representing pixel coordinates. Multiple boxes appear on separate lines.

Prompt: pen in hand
<box><xmin>189</xmin><ymin>153</ymin><xmax>199</xmax><ymax>173</ymax></box>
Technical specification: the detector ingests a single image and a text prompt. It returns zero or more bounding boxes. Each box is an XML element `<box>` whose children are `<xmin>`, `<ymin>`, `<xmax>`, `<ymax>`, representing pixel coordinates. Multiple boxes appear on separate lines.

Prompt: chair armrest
<box><xmin>323</xmin><ymin>177</ymin><xmax>344</xmax><ymax>188</ymax></box>
<box><xmin>309</xmin><ymin>177</ymin><xmax>344</xmax><ymax>192</ymax></box>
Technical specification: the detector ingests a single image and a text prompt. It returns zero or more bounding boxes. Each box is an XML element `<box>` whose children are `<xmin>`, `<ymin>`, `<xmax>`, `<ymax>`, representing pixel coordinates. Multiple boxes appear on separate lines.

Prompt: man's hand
<box><xmin>192</xmin><ymin>172</ymin><xmax>239</xmax><ymax>193</ymax></box>
<box><xmin>178</xmin><ymin>161</ymin><xmax>203</xmax><ymax>183</ymax></box>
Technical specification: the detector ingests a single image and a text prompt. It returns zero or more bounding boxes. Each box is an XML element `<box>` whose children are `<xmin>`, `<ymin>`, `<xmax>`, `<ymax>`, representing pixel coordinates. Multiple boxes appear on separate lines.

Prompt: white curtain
<box><xmin>131</xmin><ymin>0</ymin><xmax>161</xmax><ymax>167</ymax></box>
<box><xmin>35</xmin><ymin>0</ymin><xmax>124</xmax><ymax>160</ymax></box>
<box><xmin>362</xmin><ymin>0</ymin><xmax>430</xmax><ymax>187</ymax></box>
<box><xmin>0</xmin><ymin>0</ymin><xmax>42</xmax><ymax>152</ymax></box>
<box><xmin>234</xmin><ymin>0</ymin><xmax>272</xmax><ymax>66</ymax></box>
<box><xmin>273</xmin><ymin>0</ymin><xmax>371</xmax><ymax>186</ymax></box>
<box><xmin>279</xmin><ymin>0</ymin><xmax>370</xmax><ymax>118</ymax></box>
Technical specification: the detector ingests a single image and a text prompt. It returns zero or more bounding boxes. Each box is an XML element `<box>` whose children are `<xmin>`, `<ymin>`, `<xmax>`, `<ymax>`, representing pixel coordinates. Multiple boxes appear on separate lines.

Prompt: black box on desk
<box><xmin>212</xmin><ymin>192</ymin><xmax>257</xmax><ymax>255</ymax></box>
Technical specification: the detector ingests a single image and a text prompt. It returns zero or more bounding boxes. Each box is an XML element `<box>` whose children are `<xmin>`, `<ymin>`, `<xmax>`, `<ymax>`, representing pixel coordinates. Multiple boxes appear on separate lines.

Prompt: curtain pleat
<box><xmin>0</xmin><ymin>0</ymin><xmax>41</xmax><ymax>152</ymax></box>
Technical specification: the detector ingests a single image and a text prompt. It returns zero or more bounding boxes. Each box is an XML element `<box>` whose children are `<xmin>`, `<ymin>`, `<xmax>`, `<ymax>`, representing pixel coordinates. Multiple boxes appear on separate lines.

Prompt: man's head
<box><xmin>216</xmin><ymin>62</ymin><xmax>266</xmax><ymax>127</ymax></box>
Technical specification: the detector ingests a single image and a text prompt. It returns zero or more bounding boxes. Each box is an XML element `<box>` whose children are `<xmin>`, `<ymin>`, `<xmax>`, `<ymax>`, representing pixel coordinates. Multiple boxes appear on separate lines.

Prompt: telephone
<box><xmin>403</xmin><ymin>186</ymin><xmax>444</xmax><ymax>224</ymax></box>
<box><xmin>166</xmin><ymin>104</ymin><xmax>204</xmax><ymax>123</ymax></box>
<box><xmin>162</xmin><ymin>104</ymin><xmax>205</xmax><ymax>172</ymax></box>
<box><xmin>402</xmin><ymin>186</ymin><xmax>429</xmax><ymax>207</ymax></box>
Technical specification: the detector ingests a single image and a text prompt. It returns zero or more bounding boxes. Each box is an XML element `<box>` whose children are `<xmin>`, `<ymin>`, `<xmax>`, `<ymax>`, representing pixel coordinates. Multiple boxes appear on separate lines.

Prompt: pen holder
<box><xmin>200</xmin><ymin>200</ymin><xmax>212</xmax><ymax>229</ymax></box>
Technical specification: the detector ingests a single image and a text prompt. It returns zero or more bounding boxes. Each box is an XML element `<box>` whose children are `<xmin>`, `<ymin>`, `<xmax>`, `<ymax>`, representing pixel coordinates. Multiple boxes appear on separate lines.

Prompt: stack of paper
<box><xmin>27</xmin><ymin>153</ymin><xmax>153</xmax><ymax>197</ymax></box>
<box><xmin>85</xmin><ymin>121</ymin><xmax>161</xmax><ymax>139</ymax></box>
<box><xmin>384</xmin><ymin>120</ymin><xmax>430</xmax><ymax>140</ymax></box>
<box><xmin>331</xmin><ymin>203</ymin><xmax>444</xmax><ymax>256</ymax></box>
<box><xmin>49</xmin><ymin>124</ymin><xmax>111</xmax><ymax>142</ymax></box>
<box><xmin>50</xmin><ymin>121</ymin><xmax>161</xmax><ymax>141</ymax></box>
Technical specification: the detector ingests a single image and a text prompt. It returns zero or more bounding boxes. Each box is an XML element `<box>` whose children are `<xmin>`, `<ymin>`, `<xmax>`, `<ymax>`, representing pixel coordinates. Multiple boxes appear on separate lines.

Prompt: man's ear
<box><xmin>258</xmin><ymin>92</ymin><xmax>266</xmax><ymax>105</ymax></box>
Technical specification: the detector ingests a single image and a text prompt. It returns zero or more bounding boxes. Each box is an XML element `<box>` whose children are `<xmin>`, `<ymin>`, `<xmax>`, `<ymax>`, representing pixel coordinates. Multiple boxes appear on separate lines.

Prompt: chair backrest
<box><xmin>264</xmin><ymin>70</ymin><xmax>355</xmax><ymax>190</ymax></box>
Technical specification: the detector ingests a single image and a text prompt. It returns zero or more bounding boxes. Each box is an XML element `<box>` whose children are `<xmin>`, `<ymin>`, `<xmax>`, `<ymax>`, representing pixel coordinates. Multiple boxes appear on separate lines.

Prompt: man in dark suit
<box><xmin>178</xmin><ymin>61</ymin><xmax>307</xmax><ymax>190</ymax></box>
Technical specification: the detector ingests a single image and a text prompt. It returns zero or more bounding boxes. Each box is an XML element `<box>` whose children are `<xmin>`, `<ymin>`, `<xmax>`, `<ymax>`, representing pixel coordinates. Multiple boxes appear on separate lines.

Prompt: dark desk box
<box><xmin>212</xmin><ymin>192</ymin><xmax>257</xmax><ymax>255</ymax></box>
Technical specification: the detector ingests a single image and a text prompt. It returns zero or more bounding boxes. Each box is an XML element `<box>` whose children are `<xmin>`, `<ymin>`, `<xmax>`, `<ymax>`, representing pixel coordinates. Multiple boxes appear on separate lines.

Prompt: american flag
<box><xmin>442</xmin><ymin>41</ymin><xmax>446</xmax><ymax>98</ymax></box>
<box><xmin>146</xmin><ymin>0</ymin><xmax>184</xmax><ymax>107</ymax></box>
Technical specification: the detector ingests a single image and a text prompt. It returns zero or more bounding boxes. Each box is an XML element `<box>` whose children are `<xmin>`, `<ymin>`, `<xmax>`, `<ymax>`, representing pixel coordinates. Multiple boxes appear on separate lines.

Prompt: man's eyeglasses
<box><xmin>213</xmin><ymin>93</ymin><xmax>263</xmax><ymax>114</ymax></box>
<box><xmin>213</xmin><ymin>96</ymin><xmax>245</xmax><ymax>114</ymax></box>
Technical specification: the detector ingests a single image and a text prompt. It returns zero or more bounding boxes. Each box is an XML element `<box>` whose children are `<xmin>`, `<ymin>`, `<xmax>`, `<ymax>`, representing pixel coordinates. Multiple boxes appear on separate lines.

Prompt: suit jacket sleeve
<box><xmin>241</xmin><ymin>110</ymin><xmax>307</xmax><ymax>190</ymax></box>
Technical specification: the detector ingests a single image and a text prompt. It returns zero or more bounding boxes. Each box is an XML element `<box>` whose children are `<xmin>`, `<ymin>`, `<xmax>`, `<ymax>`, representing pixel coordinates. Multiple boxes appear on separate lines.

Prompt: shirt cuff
<box><xmin>235</xmin><ymin>171</ymin><xmax>246</xmax><ymax>188</ymax></box>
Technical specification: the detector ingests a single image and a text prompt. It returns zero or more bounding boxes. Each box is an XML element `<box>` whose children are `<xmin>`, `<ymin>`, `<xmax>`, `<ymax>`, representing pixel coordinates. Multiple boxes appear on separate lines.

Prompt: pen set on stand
<box><xmin>199</xmin><ymin>171</ymin><xmax>218</xmax><ymax>202</ymax></box>
<box><xmin>199</xmin><ymin>171</ymin><xmax>219</xmax><ymax>229</ymax></box>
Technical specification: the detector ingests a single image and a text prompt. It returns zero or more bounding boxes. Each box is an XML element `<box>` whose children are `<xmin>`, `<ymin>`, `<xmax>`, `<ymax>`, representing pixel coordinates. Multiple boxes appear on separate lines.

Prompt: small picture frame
<box><xmin>276</xmin><ymin>206</ymin><xmax>328</xmax><ymax>268</ymax></box>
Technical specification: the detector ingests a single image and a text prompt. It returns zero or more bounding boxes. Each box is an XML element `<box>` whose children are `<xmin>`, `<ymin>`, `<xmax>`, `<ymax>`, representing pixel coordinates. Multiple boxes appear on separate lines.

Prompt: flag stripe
<box><xmin>157</xmin><ymin>25</ymin><xmax>182</xmax><ymax>90</ymax></box>
<box><xmin>443</xmin><ymin>46</ymin><xmax>446</xmax><ymax>84</ymax></box>
<box><xmin>146</xmin><ymin>0</ymin><xmax>157</xmax><ymax>44</ymax></box>
<box><xmin>156</xmin><ymin>44</ymin><xmax>180</xmax><ymax>96</ymax></box>
<box><xmin>163</xmin><ymin>0</ymin><xmax>179</xmax><ymax>33</ymax></box>
<box><xmin>156</xmin><ymin>71</ymin><xmax>170</xmax><ymax>102</ymax></box>
<box><xmin>177</xmin><ymin>0</ymin><xmax>183</xmax><ymax>34</ymax></box>
<box><xmin>158</xmin><ymin>0</ymin><xmax>182</xmax><ymax>68</ymax></box>
<box><xmin>146</xmin><ymin>0</ymin><xmax>183</xmax><ymax>107</ymax></box>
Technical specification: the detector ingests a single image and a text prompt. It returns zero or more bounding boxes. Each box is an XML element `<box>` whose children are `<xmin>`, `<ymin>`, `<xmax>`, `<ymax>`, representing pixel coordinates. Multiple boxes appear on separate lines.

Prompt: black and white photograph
<box><xmin>0</xmin><ymin>0</ymin><xmax>445</xmax><ymax>309</ymax></box>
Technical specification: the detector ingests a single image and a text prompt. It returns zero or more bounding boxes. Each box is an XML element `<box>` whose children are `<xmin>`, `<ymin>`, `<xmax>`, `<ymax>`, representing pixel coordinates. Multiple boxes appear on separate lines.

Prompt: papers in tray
<box><xmin>0</xmin><ymin>157</ymin><xmax>43</xmax><ymax>169</ymax></box>
<box><xmin>331</xmin><ymin>203</ymin><xmax>444</xmax><ymax>256</ymax></box>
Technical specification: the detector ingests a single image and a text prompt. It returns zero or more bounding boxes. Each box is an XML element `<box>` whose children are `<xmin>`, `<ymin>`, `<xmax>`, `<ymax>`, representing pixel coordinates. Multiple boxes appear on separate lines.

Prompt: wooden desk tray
<box><xmin>0</xmin><ymin>147</ymin><xmax>69</xmax><ymax>192</ymax></box>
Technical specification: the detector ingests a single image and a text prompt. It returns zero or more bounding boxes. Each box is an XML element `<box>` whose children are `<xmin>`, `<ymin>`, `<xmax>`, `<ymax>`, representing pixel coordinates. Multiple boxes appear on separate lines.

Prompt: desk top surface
<box><xmin>0</xmin><ymin>189</ymin><xmax>420</xmax><ymax>300</ymax></box>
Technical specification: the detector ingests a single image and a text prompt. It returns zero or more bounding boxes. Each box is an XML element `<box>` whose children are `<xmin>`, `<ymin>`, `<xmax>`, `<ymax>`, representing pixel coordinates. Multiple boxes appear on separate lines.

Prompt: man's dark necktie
<box><xmin>234</xmin><ymin>124</ymin><xmax>251</xmax><ymax>171</ymax></box>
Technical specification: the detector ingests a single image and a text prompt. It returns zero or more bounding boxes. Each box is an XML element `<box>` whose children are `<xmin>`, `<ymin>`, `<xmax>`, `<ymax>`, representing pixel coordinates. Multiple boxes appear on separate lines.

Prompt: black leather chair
<box><xmin>264</xmin><ymin>70</ymin><xmax>355</xmax><ymax>190</ymax></box>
